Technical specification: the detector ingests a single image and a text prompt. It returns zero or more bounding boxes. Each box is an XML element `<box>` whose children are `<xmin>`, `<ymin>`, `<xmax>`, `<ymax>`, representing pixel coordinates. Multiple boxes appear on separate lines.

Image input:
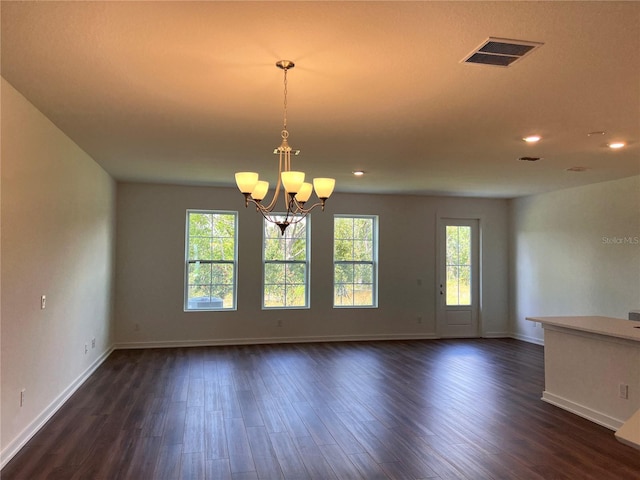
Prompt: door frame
<box><xmin>435</xmin><ymin>214</ymin><xmax>483</xmax><ymax>338</ymax></box>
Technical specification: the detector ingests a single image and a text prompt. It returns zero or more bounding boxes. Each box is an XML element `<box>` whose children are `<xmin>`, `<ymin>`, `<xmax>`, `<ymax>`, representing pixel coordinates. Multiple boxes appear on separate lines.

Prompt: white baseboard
<box><xmin>542</xmin><ymin>391</ymin><xmax>623</xmax><ymax>431</ymax></box>
<box><xmin>482</xmin><ymin>331</ymin><xmax>510</xmax><ymax>338</ymax></box>
<box><xmin>0</xmin><ymin>347</ymin><xmax>114</xmax><ymax>470</ymax></box>
<box><xmin>511</xmin><ymin>332</ymin><xmax>544</xmax><ymax>346</ymax></box>
<box><xmin>113</xmin><ymin>333</ymin><xmax>439</xmax><ymax>349</ymax></box>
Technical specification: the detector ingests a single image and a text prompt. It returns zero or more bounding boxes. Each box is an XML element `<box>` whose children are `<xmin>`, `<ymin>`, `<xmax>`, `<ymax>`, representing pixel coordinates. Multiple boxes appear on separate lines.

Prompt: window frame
<box><xmin>262</xmin><ymin>215</ymin><xmax>311</xmax><ymax>310</ymax></box>
<box><xmin>184</xmin><ymin>209</ymin><xmax>238</xmax><ymax>312</ymax></box>
<box><xmin>333</xmin><ymin>214</ymin><xmax>379</xmax><ymax>308</ymax></box>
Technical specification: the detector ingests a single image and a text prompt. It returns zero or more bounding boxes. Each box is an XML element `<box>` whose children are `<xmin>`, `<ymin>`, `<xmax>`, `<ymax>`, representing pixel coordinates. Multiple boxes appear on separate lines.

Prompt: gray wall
<box><xmin>114</xmin><ymin>183</ymin><xmax>510</xmax><ymax>346</ymax></box>
<box><xmin>1</xmin><ymin>78</ymin><xmax>116</xmax><ymax>460</ymax></box>
<box><xmin>510</xmin><ymin>175</ymin><xmax>640</xmax><ymax>343</ymax></box>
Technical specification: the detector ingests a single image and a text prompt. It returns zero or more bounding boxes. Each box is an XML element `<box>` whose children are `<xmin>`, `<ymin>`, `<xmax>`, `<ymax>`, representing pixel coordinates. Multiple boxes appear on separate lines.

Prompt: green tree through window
<box><xmin>185</xmin><ymin>210</ymin><xmax>237</xmax><ymax>310</ymax></box>
<box><xmin>334</xmin><ymin>215</ymin><xmax>378</xmax><ymax>307</ymax></box>
<box><xmin>263</xmin><ymin>216</ymin><xmax>309</xmax><ymax>308</ymax></box>
<box><xmin>446</xmin><ymin>225</ymin><xmax>471</xmax><ymax>306</ymax></box>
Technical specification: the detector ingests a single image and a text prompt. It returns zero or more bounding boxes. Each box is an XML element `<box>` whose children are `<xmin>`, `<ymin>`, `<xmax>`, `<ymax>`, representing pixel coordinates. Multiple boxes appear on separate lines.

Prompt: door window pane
<box><xmin>446</xmin><ymin>226</ymin><xmax>472</xmax><ymax>306</ymax></box>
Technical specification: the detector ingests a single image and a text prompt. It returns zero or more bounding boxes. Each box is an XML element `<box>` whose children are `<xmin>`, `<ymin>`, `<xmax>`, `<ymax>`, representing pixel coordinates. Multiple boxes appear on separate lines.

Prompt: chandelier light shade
<box><xmin>235</xmin><ymin>60</ymin><xmax>335</xmax><ymax>235</ymax></box>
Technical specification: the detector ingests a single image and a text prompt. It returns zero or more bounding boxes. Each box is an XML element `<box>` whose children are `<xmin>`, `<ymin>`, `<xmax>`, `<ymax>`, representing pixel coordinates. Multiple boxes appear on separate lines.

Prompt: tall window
<box><xmin>446</xmin><ymin>225</ymin><xmax>471</xmax><ymax>306</ymax></box>
<box><xmin>185</xmin><ymin>210</ymin><xmax>237</xmax><ymax>311</ymax></box>
<box><xmin>334</xmin><ymin>215</ymin><xmax>378</xmax><ymax>307</ymax></box>
<box><xmin>263</xmin><ymin>216</ymin><xmax>310</xmax><ymax>308</ymax></box>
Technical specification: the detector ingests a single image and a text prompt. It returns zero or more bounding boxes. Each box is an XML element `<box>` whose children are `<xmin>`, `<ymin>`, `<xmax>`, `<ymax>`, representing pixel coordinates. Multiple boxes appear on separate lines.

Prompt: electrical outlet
<box><xmin>91</xmin><ymin>338</ymin><xmax>96</xmax><ymax>349</ymax></box>
<box><xmin>41</xmin><ymin>295</ymin><xmax>46</xmax><ymax>310</ymax></box>
<box><xmin>20</xmin><ymin>389</ymin><xmax>26</xmax><ymax>407</ymax></box>
<box><xmin>619</xmin><ymin>384</ymin><xmax>629</xmax><ymax>399</ymax></box>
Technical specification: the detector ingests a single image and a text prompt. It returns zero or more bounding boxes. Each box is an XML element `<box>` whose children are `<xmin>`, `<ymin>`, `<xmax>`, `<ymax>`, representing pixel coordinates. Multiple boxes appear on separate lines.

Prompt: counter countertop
<box><xmin>526</xmin><ymin>315</ymin><xmax>640</xmax><ymax>342</ymax></box>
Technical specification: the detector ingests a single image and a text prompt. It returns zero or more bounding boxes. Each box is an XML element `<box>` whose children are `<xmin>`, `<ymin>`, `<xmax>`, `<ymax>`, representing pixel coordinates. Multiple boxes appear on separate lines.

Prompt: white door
<box><xmin>436</xmin><ymin>218</ymin><xmax>480</xmax><ymax>337</ymax></box>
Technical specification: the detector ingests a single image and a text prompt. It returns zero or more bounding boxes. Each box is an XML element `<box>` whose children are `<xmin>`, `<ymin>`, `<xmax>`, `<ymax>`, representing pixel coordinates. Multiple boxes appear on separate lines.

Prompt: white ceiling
<box><xmin>2</xmin><ymin>1</ymin><xmax>639</xmax><ymax>198</ymax></box>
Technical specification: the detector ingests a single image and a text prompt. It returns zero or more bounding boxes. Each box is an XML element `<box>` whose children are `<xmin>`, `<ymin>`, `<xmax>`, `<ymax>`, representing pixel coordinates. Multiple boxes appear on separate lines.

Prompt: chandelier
<box><xmin>235</xmin><ymin>60</ymin><xmax>335</xmax><ymax>235</ymax></box>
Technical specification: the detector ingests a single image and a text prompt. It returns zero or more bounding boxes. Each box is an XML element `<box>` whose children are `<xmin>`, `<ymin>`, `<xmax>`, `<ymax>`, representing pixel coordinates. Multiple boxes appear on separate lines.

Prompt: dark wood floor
<box><xmin>3</xmin><ymin>339</ymin><xmax>640</xmax><ymax>479</ymax></box>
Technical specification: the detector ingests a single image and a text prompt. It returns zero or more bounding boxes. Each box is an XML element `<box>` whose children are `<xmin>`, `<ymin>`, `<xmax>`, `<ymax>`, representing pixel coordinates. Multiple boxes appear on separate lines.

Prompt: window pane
<box><xmin>354</xmin><ymin>218</ymin><xmax>372</xmax><ymax>240</ymax></box>
<box><xmin>335</xmin><ymin>263</ymin><xmax>354</xmax><ymax>283</ymax></box>
<box><xmin>334</xmin><ymin>239</ymin><xmax>353</xmax><ymax>261</ymax></box>
<box><xmin>221</xmin><ymin>237</ymin><xmax>235</xmax><ymax>261</ymax></box>
<box><xmin>264</xmin><ymin>238</ymin><xmax>283</xmax><ymax>261</ymax></box>
<box><xmin>333</xmin><ymin>215</ymin><xmax>377</xmax><ymax>308</ymax></box>
<box><xmin>189</xmin><ymin>213</ymin><xmax>212</xmax><ymax>237</ymax></box>
<box><xmin>188</xmin><ymin>262</ymin><xmax>212</xmax><ymax>285</ymax></box>
<box><xmin>286</xmin><ymin>285</ymin><xmax>306</xmax><ymax>307</ymax></box>
<box><xmin>446</xmin><ymin>226</ymin><xmax>460</xmax><ymax>265</ymax></box>
<box><xmin>263</xmin><ymin>215</ymin><xmax>309</xmax><ymax>309</ymax></box>
<box><xmin>287</xmin><ymin>237</ymin><xmax>307</xmax><ymax>261</ymax></box>
<box><xmin>186</xmin><ymin>211</ymin><xmax>237</xmax><ymax>311</ymax></box>
<box><xmin>354</xmin><ymin>285</ymin><xmax>373</xmax><ymax>305</ymax></box>
<box><xmin>211</xmin><ymin>283</ymin><xmax>234</xmax><ymax>308</ymax></box>
<box><xmin>353</xmin><ymin>240</ymin><xmax>372</xmax><ymax>261</ymax></box>
<box><xmin>264</xmin><ymin>221</ymin><xmax>283</xmax><ymax>239</ymax></box>
<box><xmin>458</xmin><ymin>266</ymin><xmax>471</xmax><ymax>306</ymax></box>
<box><xmin>212</xmin><ymin>214</ymin><xmax>234</xmax><ymax>237</ymax></box>
<box><xmin>354</xmin><ymin>264</ymin><xmax>373</xmax><ymax>284</ymax></box>
<box><xmin>334</xmin><ymin>284</ymin><xmax>354</xmax><ymax>306</ymax></box>
<box><xmin>265</xmin><ymin>263</ymin><xmax>285</xmax><ymax>285</ymax></box>
<box><xmin>286</xmin><ymin>263</ymin><xmax>306</xmax><ymax>284</ymax></box>
<box><xmin>335</xmin><ymin>217</ymin><xmax>353</xmax><ymax>239</ymax></box>
<box><xmin>445</xmin><ymin>225</ymin><xmax>471</xmax><ymax>306</ymax></box>
<box><xmin>446</xmin><ymin>265</ymin><xmax>459</xmax><ymax>305</ymax></box>
<box><xmin>211</xmin><ymin>263</ymin><xmax>233</xmax><ymax>285</ymax></box>
<box><xmin>264</xmin><ymin>284</ymin><xmax>285</xmax><ymax>307</ymax></box>
<box><xmin>189</xmin><ymin>237</ymin><xmax>212</xmax><ymax>260</ymax></box>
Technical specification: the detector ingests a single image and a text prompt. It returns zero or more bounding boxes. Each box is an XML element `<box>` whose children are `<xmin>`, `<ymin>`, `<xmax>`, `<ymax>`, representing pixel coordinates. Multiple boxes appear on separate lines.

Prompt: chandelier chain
<box><xmin>282</xmin><ymin>67</ymin><xmax>288</xmax><ymax>132</ymax></box>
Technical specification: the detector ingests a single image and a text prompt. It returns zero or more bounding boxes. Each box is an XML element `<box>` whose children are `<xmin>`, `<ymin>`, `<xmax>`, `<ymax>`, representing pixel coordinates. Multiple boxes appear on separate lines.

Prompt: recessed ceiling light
<box><xmin>523</xmin><ymin>135</ymin><xmax>541</xmax><ymax>143</ymax></box>
<box><xmin>608</xmin><ymin>142</ymin><xmax>625</xmax><ymax>149</ymax></box>
<box><xmin>352</xmin><ymin>170</ymin><xmax>365</xmax><ymax>176</ymax></box>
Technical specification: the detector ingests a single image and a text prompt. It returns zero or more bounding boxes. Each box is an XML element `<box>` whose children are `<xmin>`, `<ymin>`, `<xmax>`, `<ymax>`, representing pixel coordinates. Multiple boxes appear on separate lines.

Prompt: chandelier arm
<box><xmin>291</xmin><ymin>199</ymin><xmax>327</xmax><ymax>214</ymax></box>
<box><xmin>261</xmin><ymin>150</ymin><xmax>285</xmax><ymax>212</ymax></box>
<box><xmin>250</xmin><ymin>200</ymin><xmax>281</xmax><ymax>224</ymax></box>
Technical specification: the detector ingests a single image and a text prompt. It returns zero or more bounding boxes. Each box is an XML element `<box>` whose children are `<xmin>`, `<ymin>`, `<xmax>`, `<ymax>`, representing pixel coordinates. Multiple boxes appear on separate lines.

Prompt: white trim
<box><xmin>0</xmin><ymin>347</ymin><xmax>114</xmax><ymax>470</ymax></box>
<box><xmin>511</xmin><ymin>332</ymin><xmax>544</xmax><ymax>345</ymax></box>
<box><xmin>114</xmin><ymin>333</ymin><xmax>439</xmax><ymax>350</ymax></box>
<box><xmin>541</xmin><ymin>391</ymin><xmax>623</xmax><ymax>431</ymax></box>
<box><xmin>482</xmin><ymin>331</ymin><xmax>511</xmax><ymax>338</ymax></box>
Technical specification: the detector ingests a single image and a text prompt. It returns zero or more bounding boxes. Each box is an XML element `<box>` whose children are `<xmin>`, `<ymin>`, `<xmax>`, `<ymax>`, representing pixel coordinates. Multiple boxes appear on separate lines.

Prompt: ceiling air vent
<box><xmin>463</xmin><ymin>37</ymin><xmax>543</xmax><ymax>67</ymax></box>
<box><xmin>518</xmin><ymin>156</ymin><xmax>542</xmax><ymax>162</ymax></box>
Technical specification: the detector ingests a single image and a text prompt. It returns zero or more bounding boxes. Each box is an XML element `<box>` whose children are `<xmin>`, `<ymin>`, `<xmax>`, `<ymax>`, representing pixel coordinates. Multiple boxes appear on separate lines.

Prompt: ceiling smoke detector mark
<box><xmin>566</xmin><ymin>166</ymin><xmax>588</xmax><ymax>172</ymax></box>
<box><xmin>518</xmin><ymin>156</ymin><xmax>542</xmax><ymax>162</ymax></box>
<box><xmin>463</xmin><ymin>37</ymin><xmax>543</xmax><ymax>67</ymax></box>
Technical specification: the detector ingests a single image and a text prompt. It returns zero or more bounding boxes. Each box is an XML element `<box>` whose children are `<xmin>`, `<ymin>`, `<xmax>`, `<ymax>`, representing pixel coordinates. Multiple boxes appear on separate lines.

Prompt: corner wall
<box><xmin>114</xmin><ymin>183</ymin><xmax>510</xmax><ymax>346</ymax></box>
<box><xmin>1</xmin><ymin>78</ymin><xmax>116</xmax><ymax>465</ymax></box>
<box><xmin>510</xmin><ymin>176</ymin><xmax>640</xmax><ymax>343</ymax></box>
